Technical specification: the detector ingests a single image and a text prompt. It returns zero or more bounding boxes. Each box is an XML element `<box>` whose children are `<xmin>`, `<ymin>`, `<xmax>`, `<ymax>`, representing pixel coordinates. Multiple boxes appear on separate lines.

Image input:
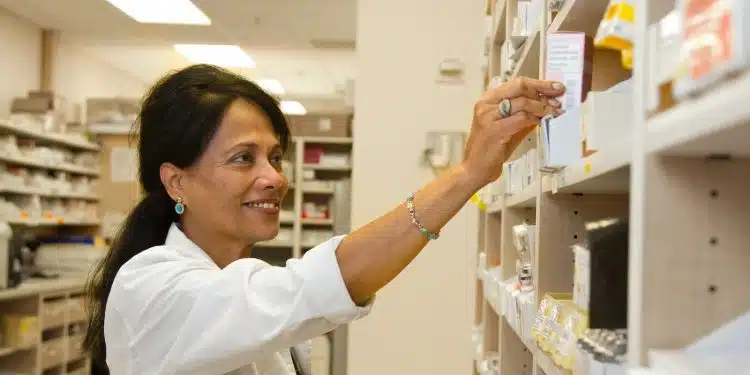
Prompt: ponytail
<box><xmin>84</xmin><ymin>189</ymin><xmax>177</xmax><ymax>373</ymax></box>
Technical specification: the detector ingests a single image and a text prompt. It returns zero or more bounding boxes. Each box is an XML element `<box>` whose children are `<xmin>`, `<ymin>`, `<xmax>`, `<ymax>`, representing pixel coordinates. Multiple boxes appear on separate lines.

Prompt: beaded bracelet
<box><xmin>406</xmin><ymin>192</ymin><xmax>440</xmax><ymax>240</ymax></box>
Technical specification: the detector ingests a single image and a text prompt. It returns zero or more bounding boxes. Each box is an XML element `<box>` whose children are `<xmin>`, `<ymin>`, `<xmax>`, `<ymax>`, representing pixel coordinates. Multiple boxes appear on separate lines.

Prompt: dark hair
<box><xmin>83</xmin><ymin>64</ymin><xmax>291</xmax><ymax>373</ymax></box>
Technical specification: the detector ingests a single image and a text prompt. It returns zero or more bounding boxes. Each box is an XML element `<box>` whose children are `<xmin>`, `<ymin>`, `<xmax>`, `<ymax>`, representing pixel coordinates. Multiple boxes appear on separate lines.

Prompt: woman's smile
<box><xmin>243</xmin><ymin>198</ymin><xmax>281</xmax><ymax>216</ymax></box>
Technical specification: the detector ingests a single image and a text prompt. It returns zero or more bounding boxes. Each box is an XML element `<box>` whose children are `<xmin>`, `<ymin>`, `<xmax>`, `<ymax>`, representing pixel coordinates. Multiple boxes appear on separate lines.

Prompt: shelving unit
<box><xmin>0</xmin><ymin>276</ymin><xmax>89</xmax><ymax>375</ymax></box>
<box><xmin>473</xmin><ymin>1</ymin><xmax>750</xmax><ymax>374</ymax></box>
<box><xmin>0</xmin><ymin>94</ymin><xmax>103</xmax><ymax>375</ymax></box>
<box><xmin>0</xmin><ymin>118</ymin><xmax>102</xmax><ymax>229</ymax></box>
<box><xmin>255</xmin><ymin>135</ymin><xmax>353</xmax><ymax>262</ymax></box>
<box><xmin>252</xmin><ymin>129</ymin><xmax>353</xmax><ymax>375</ymax></box>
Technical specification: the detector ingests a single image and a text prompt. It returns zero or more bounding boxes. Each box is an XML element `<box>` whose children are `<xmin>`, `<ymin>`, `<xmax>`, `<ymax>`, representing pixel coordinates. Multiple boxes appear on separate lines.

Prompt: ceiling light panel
<box><xmin>174</xmin><ymin>44</ymin><xmax>256</xmax><ymax>67</ymax></box>
<box><xmin>279</xmin><ymin>101</ymin><xmax>307</xmax><ymax>115</ymax></box>
<box><xmin>105</xmin><ymin>0</ymin><xmax>211</xmax><ymax>25</ymax></box>
<box><xmin>255</xmin><ymin>79</ymin><xmax>285</xmax><ymax>96</ymax></box>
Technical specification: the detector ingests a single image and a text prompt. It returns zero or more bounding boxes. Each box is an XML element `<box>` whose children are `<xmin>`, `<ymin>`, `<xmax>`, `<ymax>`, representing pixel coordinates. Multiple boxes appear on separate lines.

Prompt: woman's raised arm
<box><xmin>336</xmin><ymin>77</ymin><xmax>565</xmax><ymax>305</ymax></box>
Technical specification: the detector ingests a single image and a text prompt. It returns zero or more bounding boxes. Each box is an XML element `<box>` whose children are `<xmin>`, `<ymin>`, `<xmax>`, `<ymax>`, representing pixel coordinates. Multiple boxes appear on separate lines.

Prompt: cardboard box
<box><xmin>11</xmin><ymin>97</ymin><xmax>53</xmax><ymax>113</ymax></box>
<box><xmin>287</xmin><ymin>114</ymin><xmax>352</xmax><ymax>138</ymax></box>
<box><xmin>11</xmin><ymin>90</ymin><xmax>68</xmax><ymax>114</ymax></box>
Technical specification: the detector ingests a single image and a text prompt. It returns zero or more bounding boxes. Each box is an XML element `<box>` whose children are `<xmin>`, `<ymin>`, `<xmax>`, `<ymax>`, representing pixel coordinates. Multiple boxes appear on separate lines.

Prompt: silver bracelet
<box><xmin>406</xmin><ymin>192</ymin><xmax>440</xmax><ymax>240</ymax></box>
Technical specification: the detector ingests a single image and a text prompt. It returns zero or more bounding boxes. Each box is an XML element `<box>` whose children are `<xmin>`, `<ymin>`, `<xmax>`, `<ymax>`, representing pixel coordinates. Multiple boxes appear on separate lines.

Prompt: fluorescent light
<box><xmin>255</xmin><ymin>79</ymin><xmax>285</xmax><ymax>95</ymax></box>
<box><xmin>279</xmin><ymin>101</ymin><xmax>307</xmax><ymax>115</ymax></box>
<box><xmin>174</xmin><ymin>44</ymin><xmax>255</xmax><ymax>67</ymax></box>
<box><xmin>105</xmin><ymin>0</ymin><xmax>211</xmax><ymax>25</ymax></box>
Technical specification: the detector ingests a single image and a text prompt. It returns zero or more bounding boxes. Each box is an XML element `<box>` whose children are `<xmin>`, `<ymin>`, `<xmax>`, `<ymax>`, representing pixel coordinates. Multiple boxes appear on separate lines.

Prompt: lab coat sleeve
<box><xmin>123</xmin><ymin>235</ymin><xmax>373</xmax><ymax>375</ymax></box>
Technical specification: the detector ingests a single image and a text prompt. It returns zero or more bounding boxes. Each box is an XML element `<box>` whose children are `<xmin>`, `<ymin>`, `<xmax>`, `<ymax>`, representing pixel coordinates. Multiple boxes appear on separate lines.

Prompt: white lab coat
<box><xmin>104</xmin><ymin>223</ymin><xmax>373</xmax><ymax>375</ymax></box>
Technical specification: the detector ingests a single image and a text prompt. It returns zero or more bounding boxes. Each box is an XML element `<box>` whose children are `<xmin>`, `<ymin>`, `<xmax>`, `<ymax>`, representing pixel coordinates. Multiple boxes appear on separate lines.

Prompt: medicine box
<box><xmin>545</xmin><ymin>32</ymin><xmax>594</xmax><ymax>112</ymax></box>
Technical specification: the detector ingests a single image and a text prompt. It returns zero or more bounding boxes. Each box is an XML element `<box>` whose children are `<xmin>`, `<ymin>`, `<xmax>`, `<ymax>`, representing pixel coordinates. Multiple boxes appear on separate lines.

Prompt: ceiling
<box><xmin>0</xmin><ymin>0</ymin><xmax>357</xmax><ymax>99</ymax></box>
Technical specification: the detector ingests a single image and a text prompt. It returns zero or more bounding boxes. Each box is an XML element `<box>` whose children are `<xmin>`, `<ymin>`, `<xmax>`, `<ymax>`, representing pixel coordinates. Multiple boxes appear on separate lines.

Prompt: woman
<box><xmin>83</xmin><ymin>64</ymin><xmax>564</xmax><ymax>375</ymax></box>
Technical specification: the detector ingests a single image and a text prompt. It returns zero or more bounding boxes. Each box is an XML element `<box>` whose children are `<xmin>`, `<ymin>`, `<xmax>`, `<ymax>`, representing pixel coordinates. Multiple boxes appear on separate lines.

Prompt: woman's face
<box><xmin>178</xmin><ymin>99</ymin><xmax>288</xmax><ymax>244</ymax></box>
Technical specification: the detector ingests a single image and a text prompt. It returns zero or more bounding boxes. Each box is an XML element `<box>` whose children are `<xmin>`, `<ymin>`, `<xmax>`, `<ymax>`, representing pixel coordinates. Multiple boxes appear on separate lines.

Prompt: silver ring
<box><xmin>498</xmin><ymin>98</ymin><xmax>512</xmax><ymax>118</ymax></box>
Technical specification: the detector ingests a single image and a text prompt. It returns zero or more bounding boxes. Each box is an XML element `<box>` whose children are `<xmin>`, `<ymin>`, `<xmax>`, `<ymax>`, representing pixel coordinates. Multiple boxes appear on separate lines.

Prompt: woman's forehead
<box><xmin>212</xmin><ymin>100</ymin><xmax>279</xmax><ymax>148</ymax></box>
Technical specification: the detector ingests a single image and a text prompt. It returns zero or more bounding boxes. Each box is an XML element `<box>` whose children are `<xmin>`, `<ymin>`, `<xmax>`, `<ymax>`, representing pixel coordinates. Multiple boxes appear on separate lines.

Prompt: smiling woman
<box><xmin>83</xmin><ymin>64</ymin><xmax>565</xmax><ymax>375</ymax></box>
<box><xmin>161</xmin><ymin>97</ymin><xmax>290</xmax><ymax>267</ymax></box>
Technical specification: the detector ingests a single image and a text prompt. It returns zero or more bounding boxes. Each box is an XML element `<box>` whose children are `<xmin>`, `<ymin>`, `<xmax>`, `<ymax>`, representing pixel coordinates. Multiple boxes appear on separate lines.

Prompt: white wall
<box><xmin>0</xmin><ymin>7</ymin><xmax>41</xmax><ymax>118</ymax></box>
<box><xmin>53</xmin><ymin>37</ymin><xmax>148</xmax><ymax>107</ymax></box>
<box><xmin>0</xmin><ymin>6</ymin><xmax>146</xmax><ymax>120</ymax></box>
<box><xmin>349</xmin><ymin>1</ymin><xmax>485</xmax><ymax>374</ymax></box>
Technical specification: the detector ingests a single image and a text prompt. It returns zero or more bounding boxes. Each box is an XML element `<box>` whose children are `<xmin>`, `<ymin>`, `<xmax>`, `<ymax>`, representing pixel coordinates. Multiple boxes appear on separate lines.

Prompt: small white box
<box><xmin>582</xmin><ymin>90</ymin><xmax>633</xmax><ymax>153</ymax></box>
<box><xmin>540</xmin><ymin>107</ymin><xmax>583</xmax><ymax>169</ymax></box>
<box><xmin>572</xmin><ymin>244</ymin><xmax>591</xmax><ymax>312</ymax></box>
<box><xmin>546</xmin><ymin>32</ymin><xmax>594</xmax><ymax>112</ymax></box>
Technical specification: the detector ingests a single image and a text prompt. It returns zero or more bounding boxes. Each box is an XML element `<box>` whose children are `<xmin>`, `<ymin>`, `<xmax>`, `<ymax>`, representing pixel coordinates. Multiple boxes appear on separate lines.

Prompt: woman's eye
<box><xmin>270</xmin><ymin>153</ymin><xmax>284</xmax><ymax>165</ymax></box>
<box><xmin>231</xmin><ymin>152</ymin><xmax>254</xmax><ymax>164</ymax></box>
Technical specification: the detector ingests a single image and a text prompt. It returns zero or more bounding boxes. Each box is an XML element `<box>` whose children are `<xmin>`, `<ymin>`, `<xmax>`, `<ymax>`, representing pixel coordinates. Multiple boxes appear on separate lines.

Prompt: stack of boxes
<box><xmin>9</xmin><ymin>90</ymin><xmax>82</xmax><ymax>135</ymax></box>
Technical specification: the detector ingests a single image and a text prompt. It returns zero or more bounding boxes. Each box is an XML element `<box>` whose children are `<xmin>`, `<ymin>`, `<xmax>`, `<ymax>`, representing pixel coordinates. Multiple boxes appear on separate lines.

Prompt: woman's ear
<box><xmin>159</xmin><ymin>162</ymin><xmax>185</xmax><ymax>202</ymax></box>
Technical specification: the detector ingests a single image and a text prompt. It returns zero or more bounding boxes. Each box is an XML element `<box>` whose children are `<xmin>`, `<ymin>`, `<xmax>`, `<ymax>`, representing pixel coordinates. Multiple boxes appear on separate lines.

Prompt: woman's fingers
<box><xmin>476</xmin><ymin>96</ymin><xmax>561</xmax><ymax>123</ymax></box>
<box><xmin>485</xmin><ymin>76</ymin><xmax>565</xmax><ymax>103</ymax></box>
<box><xmin>495</xmin><ymin>111</ymin><xmax>539</xmax><ymax>136</ymax></box>
<box><xmin>506</xmin><ymin>96</ymin><xmax>563</xmax><ymax>118</ymax></box>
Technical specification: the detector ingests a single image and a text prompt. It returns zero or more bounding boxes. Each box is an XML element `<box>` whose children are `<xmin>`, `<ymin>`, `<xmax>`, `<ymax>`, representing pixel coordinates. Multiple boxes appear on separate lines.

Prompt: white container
<box><xmin>0</xmin><ymin>221</ymin><xmax>14</xmax><ymax>288</ymax></box>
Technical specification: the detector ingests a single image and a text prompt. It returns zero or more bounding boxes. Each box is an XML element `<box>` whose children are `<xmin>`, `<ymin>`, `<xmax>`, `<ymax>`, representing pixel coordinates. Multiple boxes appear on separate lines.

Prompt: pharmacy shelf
<box><xmin>535</xmin><ymin>346</ymin><xmax>571</xmax><ymax>375</ymax></box>
<box><xmin>290</xmin><ymin>132</ymin><xmax>354</xmax><ymax>272</ymax></box>
<box><xmin>543</xmin><ymin>140</ymin><xmax>631</xmax><ymax>194</ymax></box>
<box><xmin>301</xmin><ymin>186</ymin><xmax>336</xmax><ymax>195</ymax></box>
<box><xmin>549</xmin><ymin>0</ymin><xmax>610</xmax><ymax>35</ymax></box>
<box><xmin>503</xmin><ymin>315</ymin><xmax>532</xmax><ymax>351</ymax></box>
<box><xmin>0</xmin><ymin>119</ymin><xmax>100</xmax><ymax>152</ymax></box>
<box><xmin>485</xmin><ymin>199</ymin><xmax>504</xmax><ymax>214</ymax></box>
<box><xmin>0</xmin><ymin>120</ymin><xmax>103</xmax><ymax>233</ymax></box>
<box><xmin>0</xmin><ymin>277</ymin><xmax>85</xmax><ymax>301</ymax></box>
<box><xmin>6</xmin><ymin>218</ymin><xmax>101</xmax><ymax>227</ymax></box>
<box><xmin>301</xmin><ymin>218</ymin><xmax>334</xmax><ymax>226</ymax></box>
<box><xmin>0</xmin><ymin>186</ymin><xmax>99</xmax><ymax>201</ymax></box>
<box><xmin>505</xmin><ymin>182</ymin><xmax>537</xmax><ymax>208</ymax></box>
<box><xmin>0</xmin><ymin>153</ymin><xmax>99</xmax><ymax>176</ymax></box>
<box><xmin>472</xmin><ymin>1</ymin><xmax>750</xmax><ymax>374</ymax></box>
<box><xmin>509</xmin><ymin>35</ymin><xmax>527</xmax><ymax>50</ymax></box>
<box><xmin>491</xmin><ymin>0</ymin><xmax>507</xmax><ymax>45</ymax></box>
<box><xmin>0</xmin><ymin>277</ymin><xmax>92</xmax><ymax>374</ymax></box>
<box><xmin>511</xmin><ymin>27</ymin><xmax>540</xmax><ymax>79</ymax></box>
<box><xmin>646</xmin><ymin>71</ymin><xmax>750</xmax><ymax>157</ymax></box>
<box><xmin>280</xmin><ymin>217</ymin><xmax>295</xmax><ymax>225</ymax></box>
<box><xmin>298</xmin><ymin>136</ymin><xmax>353</xmax><ymax>145</ymax></box>
<box><xmin>255</xmin><ymin>240</ymin><xmax>294</xmax><ymax>248</ymax></box>
<box><xmin>303</xmin><ymin>164</ymin><xmax>352</xmax><ymax>172</ymax></box>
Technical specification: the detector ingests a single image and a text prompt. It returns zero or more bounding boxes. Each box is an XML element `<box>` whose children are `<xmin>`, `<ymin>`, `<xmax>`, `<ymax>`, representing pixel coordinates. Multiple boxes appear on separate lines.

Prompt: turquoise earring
<box><xmin>175</xmin><ymin>198</ymin><xmax>185</xmax><ymax>215</ymax></box>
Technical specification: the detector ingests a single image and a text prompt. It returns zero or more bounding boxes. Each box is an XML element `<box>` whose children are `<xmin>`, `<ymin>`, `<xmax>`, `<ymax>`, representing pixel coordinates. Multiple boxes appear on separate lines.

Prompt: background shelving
<box><xmin>473</xmin><ymin>0</ymin><xmax>750</xmax><ymax>374</ymax></box>
<box><xmin>0</xmin><ymin>90</ymin><xmax>104</xmax><ymax>374</ymax></box>
<box><xmin>254</xmin><ymin>116</ymin><xmax>354</xmax><ymax>375</ymax></box>
<box><xmin>255</xmin><ymin>128</ymin><xmax>354</xmax><ymax>263</ymax></box>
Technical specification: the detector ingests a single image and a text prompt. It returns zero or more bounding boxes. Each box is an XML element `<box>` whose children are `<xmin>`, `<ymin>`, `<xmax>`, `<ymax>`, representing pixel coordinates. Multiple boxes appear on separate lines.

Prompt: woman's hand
<box><xmin>463</xmin><ymin>77</ymin><xmax>566</xmax><ymax>188</ymax></box>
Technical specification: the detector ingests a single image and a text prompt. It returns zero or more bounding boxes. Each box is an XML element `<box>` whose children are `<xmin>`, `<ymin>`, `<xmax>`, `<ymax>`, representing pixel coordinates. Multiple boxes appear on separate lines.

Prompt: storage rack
<box><xmin>0</xmin><ymin>116</ymin><xmax>100</xmax><ymax>374</ymax></box>
<box><xmin>0</xmin><ymin>279</ymin><xmax>90</xmax><ymax>375</ymax></box>
<box><xmin>0</xmin><ymin>119</ymin><xmax>102</xmax><ymax>228</ymax></box>
<box><xmin>253</xmin><ymin>128</ymin><xmax>353</xmax><ymax>375</ymax></box>
<box><xmin>473</xmin><ymin>1</ymin><xmax>750</xmax><ymax>374</ymax></box>
<box><xmin>255</xmin><ymin>135</ymin><xmax>353</xmax><ymax>261</ymax></box>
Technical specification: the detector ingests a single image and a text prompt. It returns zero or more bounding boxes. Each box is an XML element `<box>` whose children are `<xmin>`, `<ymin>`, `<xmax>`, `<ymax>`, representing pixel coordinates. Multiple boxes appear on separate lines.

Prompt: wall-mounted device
<box><xmin>423</xmin><ymin>131</ymin><xmax>467</xmax><ymax>171</ymax></box>
<box><xmin>436</xmin><ymin>58</ymin><xmax>466</xmax><ymax>84</ymax></box>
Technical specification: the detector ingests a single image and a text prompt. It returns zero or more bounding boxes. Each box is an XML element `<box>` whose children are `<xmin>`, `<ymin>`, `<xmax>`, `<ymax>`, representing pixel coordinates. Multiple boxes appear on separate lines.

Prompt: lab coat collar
<box><xmin>165</xmin><ymin>223</ymin><xmax>220</xmax><ymax>269</ymax></box>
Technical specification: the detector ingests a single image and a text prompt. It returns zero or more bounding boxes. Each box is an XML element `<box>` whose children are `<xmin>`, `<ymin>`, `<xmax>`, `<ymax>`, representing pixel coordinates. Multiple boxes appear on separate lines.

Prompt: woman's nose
<box><xmin>259</xmin><ymin>164</ymin><xmax>286</xmax><ymax>190</ymax></box>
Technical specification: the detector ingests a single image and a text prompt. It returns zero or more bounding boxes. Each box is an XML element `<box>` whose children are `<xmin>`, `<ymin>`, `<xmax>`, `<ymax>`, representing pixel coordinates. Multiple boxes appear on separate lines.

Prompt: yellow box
<box><xmin>2</xmin><ymin>315</ymin><xmax>39</xmax><ymax>349</ymax></box>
